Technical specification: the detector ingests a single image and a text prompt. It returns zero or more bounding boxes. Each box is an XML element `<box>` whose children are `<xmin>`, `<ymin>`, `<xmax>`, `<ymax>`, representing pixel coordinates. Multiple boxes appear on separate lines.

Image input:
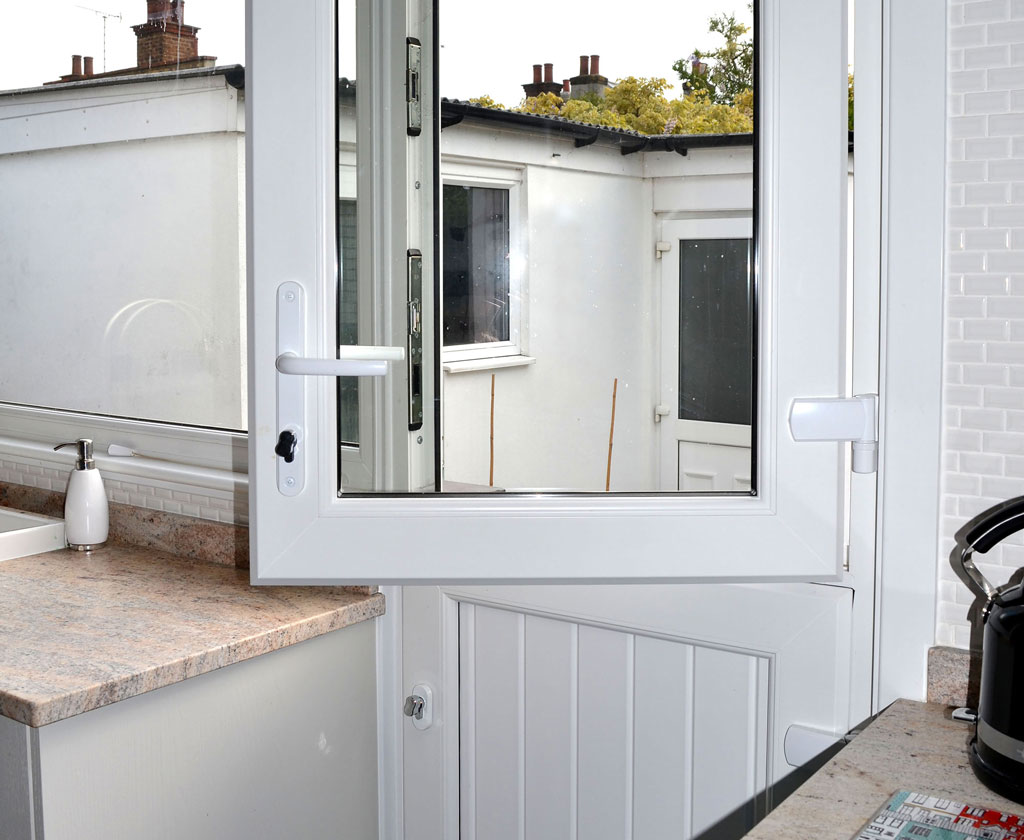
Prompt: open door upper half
<box><xmin>246</xmin><ymin>0</ymin><xmax>865</xmax><ymax>584</ymax></box>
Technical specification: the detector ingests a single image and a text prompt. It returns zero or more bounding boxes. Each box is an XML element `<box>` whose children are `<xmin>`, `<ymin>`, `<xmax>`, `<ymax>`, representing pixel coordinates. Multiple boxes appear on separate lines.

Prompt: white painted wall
<box><xmin>440</xmin><ymin>124</ymin><xmax>755</xmax><ymax>492</ymax></box>
<box><xmin>442</xmin><ymin>162</ymin><xmax>657</xmax><ymax>491</ymax></box>
<box><xmin>0</xmin><ymin>74</ymin><xmax>246</xmax><ymax>431</ymax></box>
<box><xmin>940</xmin><ymin>0</ymin><xmax>1024</xmax><ymax>648</ymax></box>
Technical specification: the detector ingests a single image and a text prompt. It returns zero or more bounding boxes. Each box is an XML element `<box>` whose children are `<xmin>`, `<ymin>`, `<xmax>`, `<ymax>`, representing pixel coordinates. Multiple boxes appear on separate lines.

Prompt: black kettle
<box><xmin>957</xmin><ymin>496</ymin><xmax>1024</xmax><ymax>805</ymax></box>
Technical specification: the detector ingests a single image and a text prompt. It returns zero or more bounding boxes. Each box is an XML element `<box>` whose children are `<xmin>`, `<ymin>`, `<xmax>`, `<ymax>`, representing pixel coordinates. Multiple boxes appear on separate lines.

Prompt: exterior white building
<box><xmin>1</xmin><ymin>67</ymin><xmax>765</xmax><ymax>492</ymax></box>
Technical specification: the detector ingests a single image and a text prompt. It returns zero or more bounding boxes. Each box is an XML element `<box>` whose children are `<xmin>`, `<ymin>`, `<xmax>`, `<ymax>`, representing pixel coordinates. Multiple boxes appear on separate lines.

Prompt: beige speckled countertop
<box><xmin>0</xmin><ymin>545</ymin><xmax>384</xmax><ymax>727</ymax></box>
<box><xmin>744</xmin><ymin>700</ymin><xmax>1022</xmax><ymax>839</ymax></box>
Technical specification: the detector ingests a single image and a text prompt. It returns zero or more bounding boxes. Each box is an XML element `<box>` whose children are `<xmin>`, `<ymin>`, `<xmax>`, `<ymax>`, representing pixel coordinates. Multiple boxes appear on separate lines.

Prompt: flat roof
<box><xmin>0</xmin><ymin>64</ymin><xmax>244</xmax><ymax>98</ymax></box>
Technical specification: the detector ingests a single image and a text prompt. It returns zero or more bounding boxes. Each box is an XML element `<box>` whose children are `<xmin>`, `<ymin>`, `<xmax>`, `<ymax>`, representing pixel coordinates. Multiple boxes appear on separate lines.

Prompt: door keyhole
<box><xmin>275</xmin><ymin>430</ymin><xmax>297</xmax><ymax>463</ymax></box>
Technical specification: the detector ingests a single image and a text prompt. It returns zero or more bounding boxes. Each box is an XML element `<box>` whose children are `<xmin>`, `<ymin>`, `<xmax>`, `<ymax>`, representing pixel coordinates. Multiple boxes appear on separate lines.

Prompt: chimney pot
<box><xmin>590</xmin><ymin>55</ymin><xmax>600</xmax><ymax>76</ymax></box>
<box><xmin>544</xmin><ymin>63</ymin><xmax>553</xmax><ymax>84</ymax></box>
<box><xmin>83</xmin><ymin>56</ymin><xmax>94</xmax><ymax>76</ymax></box>
<box><xmin>562</xmin><ymin>79</ymin><xmax>570</xmax><ymax>93</ymax></box>
<box><xmin>533</xmin><ymin>64</ymin><xmax>542</xmax><ymax>84</ymax></box>
<box><xmin>579</xmin><ymin>55</ymin><xmax>589</xmax><ymax>76</ymax></box>
<box><xmin>147</xmin><ymin>0</ymin><xmax>173</xmax><ymax>22</ymax></box>
<box><xmin>71</xmin><ymin>54</ymin><xmax>82</xmax><ymax>76</ymax></box>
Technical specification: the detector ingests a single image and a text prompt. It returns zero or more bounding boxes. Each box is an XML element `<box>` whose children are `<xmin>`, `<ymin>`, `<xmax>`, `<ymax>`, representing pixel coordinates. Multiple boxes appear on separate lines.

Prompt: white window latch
<box><xmin>788</xmin><ymin>394</ymin><xmax>878</xmax><ymax>474</ymax></box>
<box><xmin>275</xmin><ymin>281</ymin><xmax>405</xmax><ymax>495</ymax></box>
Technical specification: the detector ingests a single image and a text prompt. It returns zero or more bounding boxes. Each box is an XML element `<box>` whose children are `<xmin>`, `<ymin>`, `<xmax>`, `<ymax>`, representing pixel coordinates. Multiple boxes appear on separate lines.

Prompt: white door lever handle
<box><xmin>275</xmin><ymin>282</ymin><xmax>407</xmax><ymax>496</ymax></box>
<box><xmin>276</xmin><ymin>348</ymin><xmax>403</xmax><ymax>378</ymax></box>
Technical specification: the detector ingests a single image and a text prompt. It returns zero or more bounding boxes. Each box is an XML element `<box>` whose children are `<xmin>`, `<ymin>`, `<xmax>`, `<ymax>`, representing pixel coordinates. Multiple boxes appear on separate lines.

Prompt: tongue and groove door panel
<box><xmin>454</xmin><ymin>583</ymin><xmax>851</xmax><ymax>839</ymax></box>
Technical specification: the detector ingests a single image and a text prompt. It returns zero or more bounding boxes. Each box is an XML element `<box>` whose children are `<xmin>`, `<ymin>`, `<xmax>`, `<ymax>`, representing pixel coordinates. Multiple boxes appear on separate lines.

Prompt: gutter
<box><xmin>441</xmin><ymin>99</ymin><xmax>854</xmax><ymax>155</ymax></box>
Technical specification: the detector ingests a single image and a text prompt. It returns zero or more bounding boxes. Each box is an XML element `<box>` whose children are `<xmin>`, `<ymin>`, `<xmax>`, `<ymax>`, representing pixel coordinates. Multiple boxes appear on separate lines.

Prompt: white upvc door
<box><xmin>658</xmin><ymin>218</ymin><xmax>754</xmax><ymax>494</ymax></box>
<box><xmin>244</xmin><ymin>0</ymin><xmax>952</xmax><ymax>835</ymax></box>
<box><xmin>247</xmin><ymin>0</ymin><xmax>857</xmax><ymax>585</ymax></box>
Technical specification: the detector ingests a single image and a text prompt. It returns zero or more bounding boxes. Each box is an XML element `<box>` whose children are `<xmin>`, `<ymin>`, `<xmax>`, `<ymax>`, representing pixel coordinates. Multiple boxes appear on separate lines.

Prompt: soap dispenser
<box><xmin>53</xmin><ymin>439</ymin><xmax>109</xmax><ymax>551</ymax></box>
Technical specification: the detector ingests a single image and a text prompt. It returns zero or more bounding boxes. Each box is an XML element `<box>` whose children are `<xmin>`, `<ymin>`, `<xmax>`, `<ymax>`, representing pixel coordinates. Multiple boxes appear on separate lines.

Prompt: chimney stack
<box><xmin>83</xmin><ymin>56</ymin><xmax>94</xmax><ymax>76</ymax></box>
<box><xmin>522</xmin><ymin>62</ymin><xmax>563</xmax><ymax>99</ymax></box>
<box><xmin>568</xmin><ymin>52</ymin><xmax>610</xmax><ymax>100</ymax></box>
<box><xmin>133</xmin><ymin>0</ymin><xmax>201</xmax><ymax>69</ymax></box>
<box><xmin>561</xmin><ymin>79</ymin><xmax>571</xmax><ymax>100</ymax></box>
<box><xmin>71</xmin><ymin>55</ymin><xmax>82</xmax><ymax>77</ymax></box>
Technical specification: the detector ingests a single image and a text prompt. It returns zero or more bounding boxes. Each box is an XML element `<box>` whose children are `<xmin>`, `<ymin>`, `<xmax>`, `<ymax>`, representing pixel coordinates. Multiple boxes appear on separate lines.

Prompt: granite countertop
<box><xmin>0</xmin><ymin>545</ymin><xmax>384</xmax><ymax>727</ymax></box>
<box><xmin>744</xmin><ymin>699</ymin><xmax>1022</xmax><ymax>839</ymax></box>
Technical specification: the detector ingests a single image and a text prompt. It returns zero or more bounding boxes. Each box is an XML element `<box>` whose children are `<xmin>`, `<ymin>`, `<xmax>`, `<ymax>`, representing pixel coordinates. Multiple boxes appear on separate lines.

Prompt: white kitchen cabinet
<box><xmin>0</xmin><ymin>621</ymin><xmax>377</xmax><ymax>839</ymax></box>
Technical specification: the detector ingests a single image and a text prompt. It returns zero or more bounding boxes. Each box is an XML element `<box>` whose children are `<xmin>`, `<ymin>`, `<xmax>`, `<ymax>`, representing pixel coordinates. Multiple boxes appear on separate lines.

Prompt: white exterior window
<box><xmin>440</xmin><ymin>165</ymin><xmax>526</xmax><ymax>368</ymax></box>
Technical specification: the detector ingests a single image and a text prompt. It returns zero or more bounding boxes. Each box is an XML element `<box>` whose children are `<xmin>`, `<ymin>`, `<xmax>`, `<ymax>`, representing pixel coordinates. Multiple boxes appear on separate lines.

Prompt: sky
<box><xmin>0</xmin><ymin>0</ymin><xmax>752</xmax><ymax>99</ymax></box>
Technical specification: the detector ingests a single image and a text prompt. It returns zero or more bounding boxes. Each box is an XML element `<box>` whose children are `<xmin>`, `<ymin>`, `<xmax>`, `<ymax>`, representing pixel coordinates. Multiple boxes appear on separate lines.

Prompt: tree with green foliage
<box><xmin>674</xmin><ymin>7</ymin><xmax>753</xmax><ymax>107</ymax></box>
<box><xmin>511</xmin><ymin>77</ymin><xmax>752</xmax><ymax>136</ymax></box>
<box><xmin>468</xmin><ymin>95</ymin><xmax>505</xmax><ymax>110</ymax></box>
<box><xmin>848</xmin><ymin>73</ymin><xmax>854</xmax><ymax>131</ymax></box>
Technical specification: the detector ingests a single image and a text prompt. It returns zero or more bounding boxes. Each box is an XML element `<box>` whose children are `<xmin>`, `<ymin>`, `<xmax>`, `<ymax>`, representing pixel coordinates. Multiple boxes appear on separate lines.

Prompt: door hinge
<box><xmin>788</xmin><ymin>394</ymin><xmax>878</xmax><ymax>474</ymax></box>
<box><xmin>655</xmin><ymin>240</ymin><xmax>672</xmax><ymax>259</ymax></box>
<box><xmin>654</xmin><ymin>404</ymin><xmax>671</xmax><ymax>423</ymax></box>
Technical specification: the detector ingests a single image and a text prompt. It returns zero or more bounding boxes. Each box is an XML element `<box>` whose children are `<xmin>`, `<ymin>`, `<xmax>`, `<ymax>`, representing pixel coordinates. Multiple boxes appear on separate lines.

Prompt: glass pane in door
<box><xmin>340</xmin><ymin>0</ymin><xmax>764</xmax><ymax>494</ymax></box>
<box><xmin>434</xmin><ymin>0</ymin><xmax>757</xmax><ymax>494</ymax></box>
<box><xmin>678</xmin><ymin>239</ymin><xmax>753</xmax><ymax>426</ymax></box>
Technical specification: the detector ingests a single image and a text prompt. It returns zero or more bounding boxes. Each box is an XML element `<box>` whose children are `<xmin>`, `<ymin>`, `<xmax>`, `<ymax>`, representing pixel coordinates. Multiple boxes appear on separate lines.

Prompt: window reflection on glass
<box><xmin>0</xmin><ymin>0</ymin><xmax>245</xmax><ymax>430</ymax></box>
<box><xmin>442</xmin><ymin>185</ymin><xmax>511</xmax><ymax>348</ymax></box>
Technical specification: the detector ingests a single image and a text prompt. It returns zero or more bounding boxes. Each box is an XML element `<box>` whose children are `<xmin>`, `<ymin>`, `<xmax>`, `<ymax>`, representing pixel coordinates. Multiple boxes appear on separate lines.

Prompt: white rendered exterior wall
<box><xmin>439</xmin><ymin>123</ymin><xmax>754</xmax><ymax>491</ymax></box>
<box><xmin>0</xmin><ymin>74</ymin><xmax>246</xmax><ymax>432</ymax></box>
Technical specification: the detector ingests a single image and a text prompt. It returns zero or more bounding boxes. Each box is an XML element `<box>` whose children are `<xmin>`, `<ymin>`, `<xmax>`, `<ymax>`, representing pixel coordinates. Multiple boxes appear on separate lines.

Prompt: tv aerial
<box><xmin>76</xmin><ymin>5</ymin><xmax>123</xmax><ymax>73</ymax></box>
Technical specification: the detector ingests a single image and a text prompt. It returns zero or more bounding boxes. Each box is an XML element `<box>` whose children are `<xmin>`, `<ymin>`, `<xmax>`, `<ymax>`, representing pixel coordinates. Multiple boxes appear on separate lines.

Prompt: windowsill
<box><xmin>442</xmin><ymin>355</ymin><xmax>536</xmax><ymax>374</ymax></box>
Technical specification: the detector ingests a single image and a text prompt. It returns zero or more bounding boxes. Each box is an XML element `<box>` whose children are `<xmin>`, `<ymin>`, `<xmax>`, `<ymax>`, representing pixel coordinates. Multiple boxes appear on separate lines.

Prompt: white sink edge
<box><xmin>0</xmin><ymin>508</ymin><xmax>66</xmax><ymax>561</ymax></box>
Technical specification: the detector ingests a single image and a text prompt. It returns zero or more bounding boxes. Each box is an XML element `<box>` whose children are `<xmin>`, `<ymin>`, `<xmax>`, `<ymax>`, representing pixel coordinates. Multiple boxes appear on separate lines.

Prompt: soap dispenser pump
<box><xmin>53</xmin><ymin>439</ymin><xmax>109</xmax><ymax>551</ymax></box>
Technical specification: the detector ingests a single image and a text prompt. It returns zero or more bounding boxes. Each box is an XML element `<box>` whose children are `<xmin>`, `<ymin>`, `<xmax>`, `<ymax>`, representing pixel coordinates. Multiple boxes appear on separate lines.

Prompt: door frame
<box><xmin>378</xmin><ymin>0</ymin><xmax>945</xmax><ymax>834</ymax></box>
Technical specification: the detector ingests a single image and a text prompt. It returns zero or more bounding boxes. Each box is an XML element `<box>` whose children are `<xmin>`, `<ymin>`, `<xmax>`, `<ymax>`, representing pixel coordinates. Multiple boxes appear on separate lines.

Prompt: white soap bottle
<box><xmin>53</xmin><ymin>439</ymin><xmax>109</xmax><ymax>551</ymax></box>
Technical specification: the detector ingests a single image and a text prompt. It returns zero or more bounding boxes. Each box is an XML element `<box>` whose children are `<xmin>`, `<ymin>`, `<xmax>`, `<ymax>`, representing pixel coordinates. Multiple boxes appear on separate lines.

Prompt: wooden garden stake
<box><xmin>606</xmin><ymin>378</ymin><xmax>618</xmax><ymax>492</ymax></box>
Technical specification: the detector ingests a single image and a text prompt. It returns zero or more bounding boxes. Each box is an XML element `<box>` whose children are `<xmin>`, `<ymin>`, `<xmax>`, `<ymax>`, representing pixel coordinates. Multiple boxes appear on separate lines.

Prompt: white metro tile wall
<box><xmin>0</xmin><ymin>454</ymin><xmax>246</xmax><ymax>525</ymax></box>
<box><xmin>943</xmin><ymin>0</ymin><xmax>1024</xmax><ymax>648</ymax></box>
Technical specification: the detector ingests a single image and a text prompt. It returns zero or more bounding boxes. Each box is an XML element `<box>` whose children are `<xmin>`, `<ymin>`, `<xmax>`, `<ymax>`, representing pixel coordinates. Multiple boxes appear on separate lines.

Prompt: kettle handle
<box><xmin>957</xmin><ymin>496</ymin><xmax>1024</xmax><ymax>602</ymax></box>
<box><xmin>964</xmin><ymin>496</ymin><xmax>1024</xmax><ymax>553</ymax></box>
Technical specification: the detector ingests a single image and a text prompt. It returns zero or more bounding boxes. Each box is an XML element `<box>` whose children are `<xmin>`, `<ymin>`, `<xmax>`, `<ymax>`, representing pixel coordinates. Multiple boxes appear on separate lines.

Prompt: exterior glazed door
<box><xmin>659</xmin><ymin>218</ymin><xmax>754</xmax><ymax>493</ymax></box>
